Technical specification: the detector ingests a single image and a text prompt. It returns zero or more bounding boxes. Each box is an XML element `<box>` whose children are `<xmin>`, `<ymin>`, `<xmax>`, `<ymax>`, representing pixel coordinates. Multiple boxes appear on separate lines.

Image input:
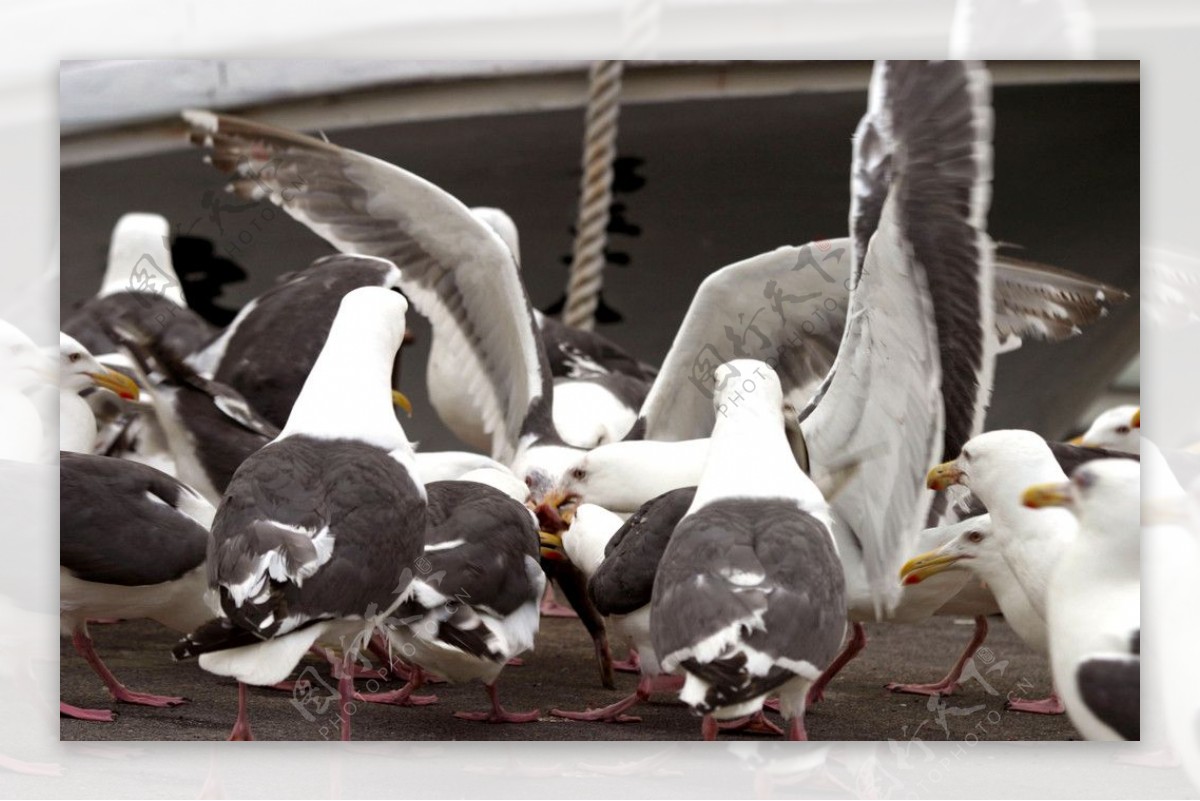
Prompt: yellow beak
<box><xmin>88</xmin><ymin>369</ymin><xmax>140</xmax><ymax>401</ymax></box>
<box><xmin>1067</xmin><ymin>435</ymin><xmax>1086</xmax><ymax>446</ymax></box>
<box><xmin>926</xmin><ymin>460</ymin><xmax>963</xmax><ymax>491</ymax></box>
<box><xmin>391</xmin><ymin>390</ymin><xmax>413</xmax><ymax>417</ymax></box>
<box><xmin>539</xmin><ymin>531</ymin><xmax>565</xmax><ymax>561</ymax></box>
<box><xmin>1021</xmin><ymin>481</ymin><xmax>1072</xmax><ymax>509</ymax></box>
<box><xmin>1131</xmin><ymin>409</ymin><xmax>1140</xmax><ymax>429</ymax></box>
<box><xmin>899</xmin><ymin>550</ymin><xmax>966</xmax><ymax>585</ymax></box>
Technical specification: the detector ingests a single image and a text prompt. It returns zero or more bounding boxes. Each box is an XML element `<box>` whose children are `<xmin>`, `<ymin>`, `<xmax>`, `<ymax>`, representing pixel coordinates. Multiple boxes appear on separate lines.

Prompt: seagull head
<box><xmin>899</xmin><ymin>516</ymin><xmax>996</xmax><ymax>585</ymax></box>
<box><xmin>58</xmin><ymin>333</ymin><xmax>141</xmax><ymax>400</ymax></box>
<box><xmin>1069</xmin><ymin>404</ymin><xmax>1140</xmax><ymax>454</ymax></box>
<box><xmin>927</xmin><ymin>429</ymin><xmax>1060</xmax><ymax>501</ymax></box>
<box><xmin>1023</xmin><ymin>457</ymin><xmax>1141</xmax><ymax>538</ymax></box>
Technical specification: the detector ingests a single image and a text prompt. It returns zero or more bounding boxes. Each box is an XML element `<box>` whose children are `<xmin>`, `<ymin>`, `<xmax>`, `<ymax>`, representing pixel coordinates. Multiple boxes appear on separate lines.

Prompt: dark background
<box><xmin>60</xmin><ymin>79</ymin><xmax>1139</xmax><ymax>452</ymax></box>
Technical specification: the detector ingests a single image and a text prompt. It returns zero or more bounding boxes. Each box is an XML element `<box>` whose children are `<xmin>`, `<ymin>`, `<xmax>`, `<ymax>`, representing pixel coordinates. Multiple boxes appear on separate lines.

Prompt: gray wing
<box><xmin>802</xmin><ymin>60</ymin><xmax>994</xmax><ymax>615</ymax></box>
<box><xmin>639</xmin><ymin>243</ymin><xmax>850</xmax><ymax>441</ymax></box>
<box><xmin>993</xmin><ymin>252</ymin><xmax>1130</xmax><ymax>343</ymax></box>
<box><xmin>1076</xmin><ymin>640</ymin><xmax>1140</xmax><ymax>741</ymax></box>
<box><xmin>210</xmin><ymin>436</ymin><xmax>424</xmax><ymax>638</ymax></box>
<box><xmin>651</xmin><ymin>500</ymin><xmax>846</xmax><ymax>710</ymax></box>
<box><xmin>590</xmin><ymin>486</ymin><xmax>696</xmax><ymax>616</ymax></box>
<box><xmin>60</xmin><ymin>452</ymin><xmax>211</xmax><ymax>586</ymax></box>
<box><xmin>183</xmin><ymin>111</ymin><xmax>555</xmax><ymax>462</ymax></box>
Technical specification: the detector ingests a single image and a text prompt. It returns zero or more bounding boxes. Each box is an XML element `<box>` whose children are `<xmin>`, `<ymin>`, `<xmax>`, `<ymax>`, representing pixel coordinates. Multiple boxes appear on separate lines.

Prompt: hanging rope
<box><xmin>563</xmin><ymin>60</ymin><xmax>624</xmax><ymax>331</ymax></box>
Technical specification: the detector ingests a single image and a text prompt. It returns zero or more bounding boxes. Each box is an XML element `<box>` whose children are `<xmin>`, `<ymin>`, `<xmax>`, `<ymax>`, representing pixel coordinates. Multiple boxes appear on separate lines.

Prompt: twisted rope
<box><xmin>563</xmin><ymin>60</ymin><xmax>624</xmax><ymax>331</ymax></box>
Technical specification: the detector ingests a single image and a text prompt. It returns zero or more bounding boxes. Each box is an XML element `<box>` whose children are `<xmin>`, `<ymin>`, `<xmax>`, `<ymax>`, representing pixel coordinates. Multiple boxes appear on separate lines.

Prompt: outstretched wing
<box><xmin>802</xmin><ymin>60</ymin><xmax>995</xmax><ymax>616</ymax></box>
<box><xmin>182</xmin><ymin>111</ymin><xmax>554</xmax><ymax>462</ymax></box>
<box><xmin>639</xmin><ymin>243</ymin><xmax>851</xmax><ymax>441</ymax></box>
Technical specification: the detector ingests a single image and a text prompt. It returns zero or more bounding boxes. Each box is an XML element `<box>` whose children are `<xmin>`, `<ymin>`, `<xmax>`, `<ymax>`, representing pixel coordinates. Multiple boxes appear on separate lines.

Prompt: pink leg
<box><xmin>313</xmin><ymin>645</ymin><xmax>387</xmax><ymax>680</ymax></box>
<box><xmin>612</xmin><ymin>647</ymin><xmax>641</xmax><ymax>674</ymax></box>
<box><xmin>355</xmin><ymin>666</ymin><xmax>439</xmax><ymax>707</ymax></box>
<box><xmin>701</xmin><ymin>715</ymin><xmax>719</xmax><ymax>741</ymax></box>
<box><xmin>506</xmin><ymin>657</ymin><xmax>525</xmax><ymax>667</ymax></box>
<box><xmin>72</xmin><ymin>628</ymin><xmax>187</xmax><ymax>707</ymax></box>
<box><xmin>227</xmin><ymin>683</ymin><xmax>253</xmax><ymax>741</ymax></box>
<box><xmin>1007</xmin><ymin>692</ymin><xmax>1065</xmax><ymax>715</ymax></box>
<box><xmin>337</xmin><ymin>653</ymin><xmax>355</xmax><ymax>741</ymax></box>
<box><xmin>719</xmin><ymin>710</ymin><xmax>785</xmax><ymax>736</ymax></box>
<box><xmin>453</xmin><ymin>681</ymin><xmax>540</xmax><ymax>723</ymax></box>
<box><xmin>788</xmin><ymin>714</ymin><xmax>809</xmax><ymax>741</ymax></box>
<box><xmin>59</xmin><ymin>701</ymin><xmax>114</xmax><ymax>722</ymax></box>
<box><xmin>806</xmin><ymin>622</ymin><xmax>867</xmax><ymax>705</ymax></box>
<box><xmin>550</xmin><ymin>674</ymin><xmax>668</xmax><ymax>723</ymax></box>
<box><xmin>887</xmin><ymin>616</ymin><xmax>989</xmax><ymax>696</ymax></box>
<box><xmin>540</xmin><ymin>585</ymin><xmax>578</xmax><ymax>618</ymax></box>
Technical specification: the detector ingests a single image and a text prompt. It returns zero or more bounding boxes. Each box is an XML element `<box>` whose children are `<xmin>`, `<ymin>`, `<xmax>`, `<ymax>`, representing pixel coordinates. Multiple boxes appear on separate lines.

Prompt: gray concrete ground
<box><xmin>61</xmin><ymin>614</ymin><xmax>1078</xmax><ymax>742</ymax></box>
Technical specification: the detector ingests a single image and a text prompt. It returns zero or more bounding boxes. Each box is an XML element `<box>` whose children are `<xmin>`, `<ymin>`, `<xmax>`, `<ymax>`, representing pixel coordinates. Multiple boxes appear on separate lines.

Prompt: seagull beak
<box><xmin>925</xmin><ymin>461</ymin><xmax>963</xmax><ymax>491</ymax></box>
<box><xmin>539</xmin><ymin>531</ymin><xmax>565</xmax><ymax>562</ymax></box>
<box><xmin>1021</xmin><ymin>481</ymin><xmax>1072</xmax><ymax>509</ymax></box>
<box><xmin>1067</xmin><ymin>435</ymin><xmax>1086</xmax><ymax>446</ymax></box>
<box><xmin>391</xmin><ymin>390</ymin><xmax>413</xmax><ymax>417</ymax></box>
<box><xmin>534</xmin><ymin>491</ymin><xmax>577</xmax><ymax>561</ymax></box>
<box><xmin>87</xmin><ymin>369</ymin><xmax>140</xmax><ymax>401</ymax></box>
<box><xmin>1131</xmin><ymin>409</ymin><xmax>1140</xmax><ymax>429</ymax></box>
<box><xmin>899</xmin><ymin>550</ymin><xmax>966</xmax><ymax>585</ymax></box>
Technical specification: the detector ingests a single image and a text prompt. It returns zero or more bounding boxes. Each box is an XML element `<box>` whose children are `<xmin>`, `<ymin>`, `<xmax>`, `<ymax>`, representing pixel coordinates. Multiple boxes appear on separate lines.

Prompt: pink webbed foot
<box><xmin>454</xmin><ymin>682</ymin><xmax>539</xmax><ymax>723</ymax></box>
<box><xmin>718</xmin><ymin>711</ymin><xmax>785</xmax><ymax>737</ymax></box>
<box><xmin>111</xmin><ymin>687</ymin><xmax>188</xmax><ymax>707</ymax></box>
<box><xmin>60</xmin><ymin>701</ymin><xmax>114</xmax><ymax>722</ymax></box>
<box><xmin>611</xmin><ymin>648</ymin><xmax>641</xmax><ymax>674</ymax></box>
<box><xmin>885</xmin><ymin>677</ymin><xmax>962</xmax><ymax>697</ymax></box>
<box><xmin>1006</xmin><ymin>693</ymin><xmax>1065</xmax><ymax>715</ymax></box>
<box><xmin>540</xmin><ymin>592</ymin><xmax>576</xmax><ymax>618</ymax></box>
<box><xmin>550</xmin><ymin>690</ymin><xmax>644</xmax><ymax>724</ymax></box>
<box><xmin>505</xmin><ymin>657</ymin><xmax>525</xmax><ymax>667</ymax></box>
<box><xmin>355</xmin><ymin>683</ymin><xmax>439</xmax><ymax>707</ymax></box>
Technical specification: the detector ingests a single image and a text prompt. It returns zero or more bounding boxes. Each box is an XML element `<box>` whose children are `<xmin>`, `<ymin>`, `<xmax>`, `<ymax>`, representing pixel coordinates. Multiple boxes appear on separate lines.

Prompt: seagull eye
<box><xmin>961</xmin><ymin>449</ymin><xmax>971</xmax><ymax>461</ymax></box>
<box><xmin>68</xmin><ymin>352</ymin><xmax>82</xmax><ymax>363</ymax></box>
<box><xmin>967</xmin><ymin>531</ymin><xmax>983</xmax><ymax>543</ymax></box>
<box><xmin>571</xmin><ymin>467</ymin><xmax>586</xmax><ymax>482</ymax></box>
<box><xmin>1116</xmin><ymin>425</ymin><xmax>1130</xmax><ymax>435</ymax></box>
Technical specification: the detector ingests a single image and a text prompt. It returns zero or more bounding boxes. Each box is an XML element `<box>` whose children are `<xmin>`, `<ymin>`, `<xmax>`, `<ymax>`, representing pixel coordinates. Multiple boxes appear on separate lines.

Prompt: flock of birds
<box><xmin>39</xmin><ymin>60</ymin><xmax>1145</xmax><ymax>742</ymax></box>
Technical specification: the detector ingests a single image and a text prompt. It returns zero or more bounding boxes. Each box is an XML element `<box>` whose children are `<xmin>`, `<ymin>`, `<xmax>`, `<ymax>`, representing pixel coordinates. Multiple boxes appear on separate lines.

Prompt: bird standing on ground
<box><xmin>60</xmin><ymin>452</ymin><xmax>216</xmax><ymax>721</ymax></box>
<box><xmin>173</xmin><ymin>287</ymin><xmax>426</xmax><ymax>741</ymax></box>
<box><xmin>1023</xmin><ymin>458</ymin><xmax>1141</xmax><ymax>740</ymax></box>
<box><xmin>651</xmin><ymin>360</ymin><xmax>847</xmax><ymax>741</ymax></box>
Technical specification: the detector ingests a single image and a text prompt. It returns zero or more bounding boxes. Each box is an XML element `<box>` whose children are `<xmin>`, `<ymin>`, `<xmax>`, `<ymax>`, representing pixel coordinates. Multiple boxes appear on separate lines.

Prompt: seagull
<box><xmin>651</xmin><ymin>360</ymin><xmax>846</xmax><ymax>741</ymax></box>
<box><xmin>187</xmin><ymin>254</ymin><xmax>412</xmax><ymax>430</ymax></box>
<box><xmin>60</xmin><ymin>451</ymin><xmax>216</xmax><ymax>721</ymax></box>
<box><xmin>900</xmin><ymin>513</ymin><xmax>1059</xmax><ymax>711</ymax></box>
<box><xmin>172</xmin><ymin>287</ymin><xmax>427</xmax><ymax>741</ymax></box>
<box><xmin>375</xmin><ymin>478</ymin><xmax>544</xmax><ymax>723</ymax></box>
<box><xmin>925</xmin><ymin>428</ymin><xmax>1079</xmax><ymax>713</ymax></box>
<box><xmin>550</xmin><ymin>493</ymin><xmax>690</xmax><ymax>724</ymax></box>
<box><xmin>58</xmin><ymin>333</ymin><xmax>142</xmax><ymax>454</ymax></box>
<box><xmin>62</xmin><ymin>212</ymin><xmax>215</xmax><ymax>361</ymax></box>
<box><xmin>1071</xmin><ymin>405</ymin><xmax>1140</xmax><ymax>454</ymax></box>
<box><xmin>1023</xmin><ymin>458</ymin><xmax>1140</xmax><ymax>740</ymax></box>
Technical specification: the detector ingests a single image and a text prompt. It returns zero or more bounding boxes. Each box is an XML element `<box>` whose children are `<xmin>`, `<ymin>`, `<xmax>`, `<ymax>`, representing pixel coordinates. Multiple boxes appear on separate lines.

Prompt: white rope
<box><xmin>563</xmin><ymin>59</ymin><xmax>624</xmax><ymax>331</ymax></box>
